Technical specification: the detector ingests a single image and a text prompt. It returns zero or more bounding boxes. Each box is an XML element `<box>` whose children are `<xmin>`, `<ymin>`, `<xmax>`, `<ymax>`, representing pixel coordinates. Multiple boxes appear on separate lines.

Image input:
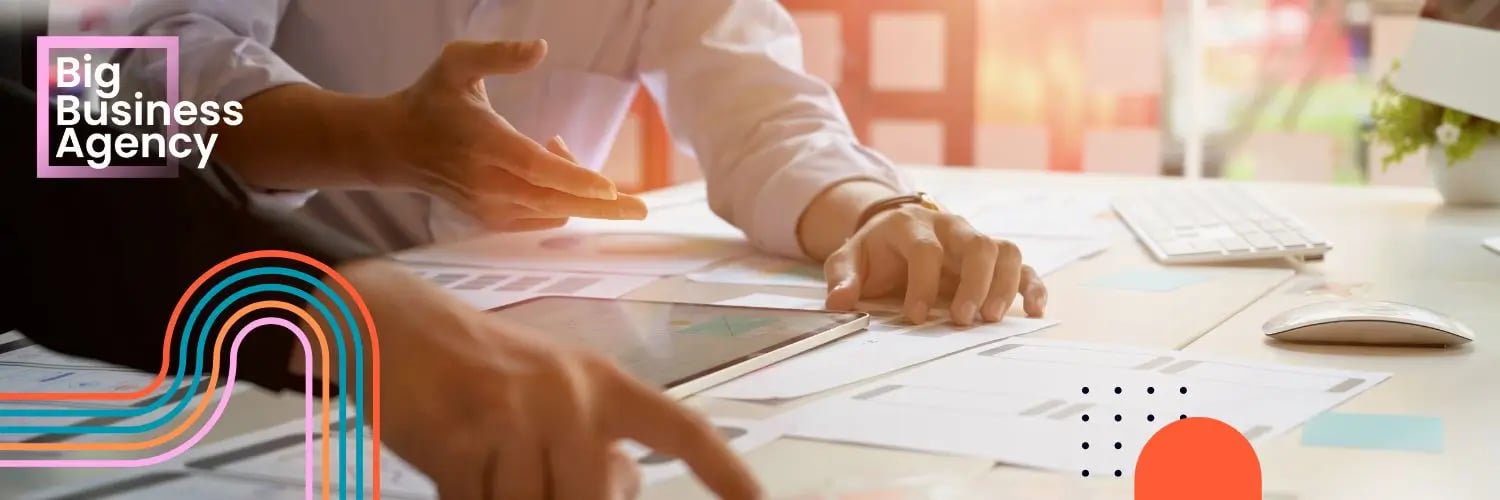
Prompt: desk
<box><xmin>6</xmin><ymin>167</ymin><xmax>1496</xmax><ymax>499</ymax></box>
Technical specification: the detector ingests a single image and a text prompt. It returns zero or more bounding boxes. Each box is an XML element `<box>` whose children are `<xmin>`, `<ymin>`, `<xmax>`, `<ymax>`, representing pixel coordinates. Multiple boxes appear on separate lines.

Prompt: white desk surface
<box><xmin>7</xmin><ymin>167</ymin><xmax>1498</xmax><ymax>499</ymax></box>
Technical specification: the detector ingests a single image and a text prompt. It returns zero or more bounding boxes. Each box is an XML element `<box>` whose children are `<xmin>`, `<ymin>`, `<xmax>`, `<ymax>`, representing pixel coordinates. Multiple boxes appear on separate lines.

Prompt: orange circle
<box><xmin>1135</xmin><ymin>417</ymin><xmax>1261</xmax><ymax>500</ymax></box>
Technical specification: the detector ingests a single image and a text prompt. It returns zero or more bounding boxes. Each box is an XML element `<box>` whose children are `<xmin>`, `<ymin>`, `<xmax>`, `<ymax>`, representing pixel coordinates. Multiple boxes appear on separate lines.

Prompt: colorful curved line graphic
<box><xmin>0</xmin><ymin>250</ymin><xmax>383</xmax><ymax>500</ymax></box>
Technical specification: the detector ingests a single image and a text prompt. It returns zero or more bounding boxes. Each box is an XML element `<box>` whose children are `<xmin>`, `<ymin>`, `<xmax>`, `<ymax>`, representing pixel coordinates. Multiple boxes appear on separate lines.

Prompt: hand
<box><xmin>475</xmin><ymin>136</ymin><xmax>586</xmax><ymax>232</ymax></box>
<box><xmin>823</xmin><ymin>205</ymin><xmax>1048</xmax><ymax>325</ymax></box>
<box><xmin>382</xmin><ymin>39</ymin><xmax>647</xmax><ymax>228</ymax></box>
<box><xmin>338</xmin><ymin>260</ymin><xmax>760</xmax><ymax>499</ymax></box>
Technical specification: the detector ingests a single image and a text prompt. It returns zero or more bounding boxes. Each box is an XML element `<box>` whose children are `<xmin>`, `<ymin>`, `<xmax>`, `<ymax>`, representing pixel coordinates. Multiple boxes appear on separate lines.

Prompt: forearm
<box><xmin>212</xmin><ymin>84</ymin><xmax>401</xmax><ymax>191</ymax></box>
<box><xmin>796</xmin><ymin>180</ymin><xmax>900</xmax><ymax>260</ymax></box>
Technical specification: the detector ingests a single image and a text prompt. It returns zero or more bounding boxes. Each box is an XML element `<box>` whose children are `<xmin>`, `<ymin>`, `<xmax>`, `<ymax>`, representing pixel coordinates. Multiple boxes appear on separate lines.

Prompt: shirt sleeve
<box><xmin>637</xmin><ymin>0</ymin><xmax>911</xmax><ymax>259</ymax></box>
<box><xmin>117</xmin><ymin>0</ymin><xmax>319</xmax><ymax>211</ymax></box>
<box><xmin>1</xmin><ymin>79</ymin><xmax>377</xmax><ymax>394</ymax></box>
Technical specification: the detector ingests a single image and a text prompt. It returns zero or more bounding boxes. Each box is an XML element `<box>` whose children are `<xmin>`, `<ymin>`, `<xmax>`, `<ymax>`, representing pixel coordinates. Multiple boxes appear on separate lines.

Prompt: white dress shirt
<box><xmin>120</xmin><ymin>0</ymin><xmax>907</xmax><ymax>257</ymax></box>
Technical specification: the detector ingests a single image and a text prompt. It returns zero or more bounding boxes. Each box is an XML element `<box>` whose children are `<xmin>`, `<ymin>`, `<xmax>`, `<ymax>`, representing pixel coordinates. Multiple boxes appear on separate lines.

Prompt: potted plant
<box><xmin>1370</xmin><ymin>61</ymin><xmax>1500</xmax><ymax>206</ymax></box>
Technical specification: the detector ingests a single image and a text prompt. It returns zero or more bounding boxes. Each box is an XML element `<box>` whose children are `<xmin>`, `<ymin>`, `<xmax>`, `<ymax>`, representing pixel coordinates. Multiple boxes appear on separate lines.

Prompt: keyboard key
<box><xmin>1298</xmin><ymin>229</ymin><xmax>1327</xmax><ymax>245</ymax></box>
<box><xmin>1148</xmin><ymin>229</ymin><xmax>1177</xmax><ymax>242</ymax></box>
<box><xmin>1267</xmin><ymin>230</ymin><xmax>1308</xmax><ymax>248</ymax></box>
<box><xmin>1230</xmin><ymin>221</ymin><xmax>1260</xmax><ymax>233</ymax></box>
<box><xmin>1216</xmin><ymin>237</ymin><xmax>1250</xmax><ymax>252</ymax></box>
<box><xmin>1160</xmin><ymin>240</ymin><xmax>1197</xmax><ymax>255</ymax></box>
<box><xmin>1161</xmin><ymin>240</ymin><xmax>1220</xmax><ymax>257</ymax></box>
<box><xmin>1257</xmin><ymin>220</ymin><xmax>1287</xmax><ymax>232</ymax></box>
<box><xmin>1244</xmin><ymin>232</ymin><xmax>1279</xmax><ymax>249</ymax></box>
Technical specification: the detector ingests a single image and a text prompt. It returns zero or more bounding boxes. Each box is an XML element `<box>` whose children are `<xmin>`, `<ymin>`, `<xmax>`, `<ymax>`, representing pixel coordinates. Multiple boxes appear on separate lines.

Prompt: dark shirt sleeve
<box><xmin>0</xmin><ymin>78</ymin><xmax>378</xmax><ymax>393</ymax></box>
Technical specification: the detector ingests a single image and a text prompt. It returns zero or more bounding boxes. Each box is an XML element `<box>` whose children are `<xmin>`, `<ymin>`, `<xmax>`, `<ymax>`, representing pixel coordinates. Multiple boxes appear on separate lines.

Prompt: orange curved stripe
<box><xmin>308</xmin><ymin>256</ymin><xmax>382</xmax><ymax>500</ymax></box>
<box><xmin>0</xmin><ymin>301</ymin><xmax>331</xmax><ymax>476</ymax></box>
<box><xmin>0</xmin><ymin>250</ymin><xmax>381</xmax><ymax>500</ymax></box>
<box><xmin>0</xmin><ymin>250</ymin><xmax>313</xmax><ymax>401</ymax></box>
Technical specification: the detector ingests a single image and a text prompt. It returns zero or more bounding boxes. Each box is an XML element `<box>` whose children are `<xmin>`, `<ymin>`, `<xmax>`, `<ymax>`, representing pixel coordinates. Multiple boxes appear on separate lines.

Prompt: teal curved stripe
<box><xmin>0</xmin><ymin>284</ymin><xmax>344</xmax><ymax>433</ymax></box>
<box><xmin>0</xmin><ymin>265</ymin><xmax>369</xmax><ymax>499</ymax></box>
<box><xmin>0</xmin><ymin>267</ymin><xmax>348</xmax><ymax>419</ymax></box>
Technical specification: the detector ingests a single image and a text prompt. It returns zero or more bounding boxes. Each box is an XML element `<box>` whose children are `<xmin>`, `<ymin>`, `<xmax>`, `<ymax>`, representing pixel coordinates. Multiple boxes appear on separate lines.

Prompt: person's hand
<box><xmin>338</xmin><ymin>260</ymin><xmax>760</xmax><ymax>499</ymax></box>
<box><xmin>471</xmin><ymin>135</ymin><xmax>588</xmax><ymax>232</ymax></box>
<box><xmin>823</xmin><ymin>205</ymin><xmax>1048</xmax><ymax>326</ymax></box>
<box><xmin>380</xmin><ymin>39</ymin><xmax>647</xmax><ymax>229</ymax></box>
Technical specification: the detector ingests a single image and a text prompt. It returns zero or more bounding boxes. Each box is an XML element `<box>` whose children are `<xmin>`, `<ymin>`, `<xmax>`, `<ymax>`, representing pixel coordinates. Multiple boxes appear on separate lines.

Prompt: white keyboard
<box><xmin>1113</xmin><ymin>185</ymin><xmax>1332</xmax><ymax>264</ymax></box>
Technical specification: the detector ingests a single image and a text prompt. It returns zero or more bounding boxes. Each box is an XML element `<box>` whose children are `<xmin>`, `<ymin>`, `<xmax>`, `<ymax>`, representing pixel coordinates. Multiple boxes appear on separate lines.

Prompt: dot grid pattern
<box><xmin>1079</xmin><ymin>385</ymin><xmax>1189</xmax><ymax>478</ymax></box>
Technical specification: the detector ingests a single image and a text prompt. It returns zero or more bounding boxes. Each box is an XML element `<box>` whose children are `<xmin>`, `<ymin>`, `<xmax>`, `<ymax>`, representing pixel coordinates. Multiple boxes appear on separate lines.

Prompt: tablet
<box><xmin>486</xmin><ymin>296</ymin><xmax>868</xmax><ymax>398</ymax></box>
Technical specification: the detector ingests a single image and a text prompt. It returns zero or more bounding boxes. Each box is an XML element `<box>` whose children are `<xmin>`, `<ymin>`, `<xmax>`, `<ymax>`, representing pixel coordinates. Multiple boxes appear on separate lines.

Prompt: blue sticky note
<box><xmin>1089</xmin><ymin>269</ymin><xmax>1209</xmax><ymax>292</ymax></box>
<box><xmin>1301</xmin><ymin>412</ymin><xmax>1443</xmax><ymax>453</ymax></box>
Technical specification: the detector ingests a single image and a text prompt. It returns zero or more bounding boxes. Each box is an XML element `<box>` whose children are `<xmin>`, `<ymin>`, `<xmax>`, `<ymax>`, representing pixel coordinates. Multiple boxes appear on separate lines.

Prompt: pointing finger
<box><xmin>606</xmin><ymin>376</ymin><xmax>759</xmax><ymax>500</ymax></box>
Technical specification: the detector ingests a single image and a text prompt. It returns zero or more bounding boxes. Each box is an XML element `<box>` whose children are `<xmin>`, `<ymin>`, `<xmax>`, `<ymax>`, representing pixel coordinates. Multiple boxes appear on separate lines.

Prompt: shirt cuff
<box><xmin>246</xmin><ymin>188</ymin><xmax>319</xmax><ymax>212</ymax></box>
<box><xmin>747</xmin><ymin>142</ymin><xmax>910</xmax><ymax>259</ymax></box>
<box><xmin>205</xmin><ymin>154</ymin><xmax>320</xmax><ymax>212</ymax></box>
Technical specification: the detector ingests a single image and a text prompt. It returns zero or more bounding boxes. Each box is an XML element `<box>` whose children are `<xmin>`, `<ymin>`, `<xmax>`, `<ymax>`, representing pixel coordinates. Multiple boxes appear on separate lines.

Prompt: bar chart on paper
<box><xmin>398</xmin><ymin>230</ymin><xmax>751</xmax><ymax>276</ymax></box>
<box><xmin>402</xmin><ymin>264</ymin><xmax>657</xmax><ymax>310</ymax></box>
<box><xmin>775</xmin><ymin>338</ymin><xmax>1389</xmax><ymax>476</ymax></box>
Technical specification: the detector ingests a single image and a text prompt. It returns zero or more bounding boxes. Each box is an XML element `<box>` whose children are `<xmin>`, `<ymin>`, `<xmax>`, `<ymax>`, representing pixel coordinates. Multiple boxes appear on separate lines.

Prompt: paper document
<box><xmin>1484</xmin><ymin>236</ymin><xmax>1500</xmax><ymax>256</ymax></box>
<box><xmin>0</xmin><ymin>335</ymin><xmax>242</xmax><ymax>444</ymax></box>
<box><xmin>175</xmin><ymin>418</ymin><xmax>431</xmax><ymax>499</ymax></box>
<box><xmin>621</xmin><ymin>417</ymin><xmax>785</xmax><ymax>486</ymax></box>
<box><xmin>947</xmin><ymin>189</ymin><xmax>1120</xmax><ymax>240</ymax></box>
<box><xmin>703</xmin><ymin>294</ymin><xmax>1057</xmax><ymax>400</ymax></box>
<box><xmin>565</xmin><ymin>201</ymin><xmax>745</xmax><ymax>240</ymax></box>
<box><xmin>402</xmin><ymin>263</ymin><xmax>656</xmax><ymax>310</ymax></box>
<box><xmin>1008</xmin><ymin>237</ymin><xmax>1111</xmax><ymax>277</ymax></box>
<box><xmin>24</xmin><ymin>473</ymin><xmax>316</xmax><ymax>500</ymax></box>
<box><xmin>398</xmin><ymin>229</ymin><xmax>750</xmax><ymax>276</ymax></box>
<box><xmin>2</xmin><ymin>336</ymin><xmax>172</xmax><ymax>410</ymax></box>
<box><xmin>27</xmin><ymin>414</ymin><xmax>781</xmax><ymax>500</ymax></box>
<box><xmin>687</xmin><ymin>237</ymin><xmax>1108</xmax><ymax>290</ymax></box>
<box><xmin>776</xmin><ymin>338</ymin><xmax>1389</xmax><ymax>475</ymax></box>
<box><xmin>686</xmin><ymin>255</ymin><xmax>826</xmax><ymax>288</ymax></box>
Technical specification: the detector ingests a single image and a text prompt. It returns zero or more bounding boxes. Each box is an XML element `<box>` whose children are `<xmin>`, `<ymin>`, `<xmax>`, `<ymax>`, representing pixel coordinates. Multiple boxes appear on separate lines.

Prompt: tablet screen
<box><xmin>486</xmin><ymin>297</ymin><xmax>864</xmax><ymax>388</ymax></box>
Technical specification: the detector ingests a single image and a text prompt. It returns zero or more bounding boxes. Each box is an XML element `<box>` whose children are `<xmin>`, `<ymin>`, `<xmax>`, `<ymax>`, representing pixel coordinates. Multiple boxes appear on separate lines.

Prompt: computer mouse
<box><xmin>1263</xmin><ymin>300</ymin><xmax>1475</xmax><ymax>347</ymax></box>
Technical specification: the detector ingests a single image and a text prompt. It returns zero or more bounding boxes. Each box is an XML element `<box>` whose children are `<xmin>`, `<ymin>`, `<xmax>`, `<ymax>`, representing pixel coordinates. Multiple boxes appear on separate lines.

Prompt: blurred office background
<box><xmin>601</xmin><ymin>0</ymin><xmax>1441</xmax><ymax>192</ymax></box>
<box><xmin>39</xmin><ymin>0</ymin><xmax>1454</xmax><ymax>191</ymax></box>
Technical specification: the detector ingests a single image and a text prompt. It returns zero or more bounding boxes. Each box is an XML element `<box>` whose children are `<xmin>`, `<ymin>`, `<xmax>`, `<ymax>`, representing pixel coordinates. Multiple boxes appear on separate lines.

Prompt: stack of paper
<box><xmin>701</xmin><ymin>294</ymin><xmax>1057</xmax><ymax>401</ymax></box>
<box><xmin>774</xmin><ymin>338</ymin><xmax>1390</xmax><ymax>476</ymax></box>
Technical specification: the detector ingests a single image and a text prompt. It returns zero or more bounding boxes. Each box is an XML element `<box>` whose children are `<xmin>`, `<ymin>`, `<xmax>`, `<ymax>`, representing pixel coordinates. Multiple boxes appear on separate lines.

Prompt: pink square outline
<box><xmin>36</xmin><ymin>36</ymin><xmax>179</xmax><ymax>179</ymax></box>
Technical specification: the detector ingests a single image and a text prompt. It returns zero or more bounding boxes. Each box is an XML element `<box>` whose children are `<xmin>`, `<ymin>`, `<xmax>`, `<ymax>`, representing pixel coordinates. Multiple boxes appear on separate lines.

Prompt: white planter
<box><xmin>1429</xmin><ymin>143</ymin><xmax>1500</xmax><ymax>206</ymax></box>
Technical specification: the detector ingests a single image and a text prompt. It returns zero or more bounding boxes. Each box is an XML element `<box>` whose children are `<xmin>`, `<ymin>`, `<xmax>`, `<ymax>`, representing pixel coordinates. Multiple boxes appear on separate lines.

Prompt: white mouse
<box><xmin>1263</xmin><ymin>300</ymin><xmax>1475</xmax><ymax>347</ymax></box>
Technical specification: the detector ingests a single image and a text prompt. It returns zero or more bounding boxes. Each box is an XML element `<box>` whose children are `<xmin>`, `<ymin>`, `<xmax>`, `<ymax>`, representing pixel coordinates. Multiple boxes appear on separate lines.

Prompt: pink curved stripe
<box><xmin>0</xmin><ymin>317</ymin><xmax>317</xmax><ymax>500</ymax></box>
